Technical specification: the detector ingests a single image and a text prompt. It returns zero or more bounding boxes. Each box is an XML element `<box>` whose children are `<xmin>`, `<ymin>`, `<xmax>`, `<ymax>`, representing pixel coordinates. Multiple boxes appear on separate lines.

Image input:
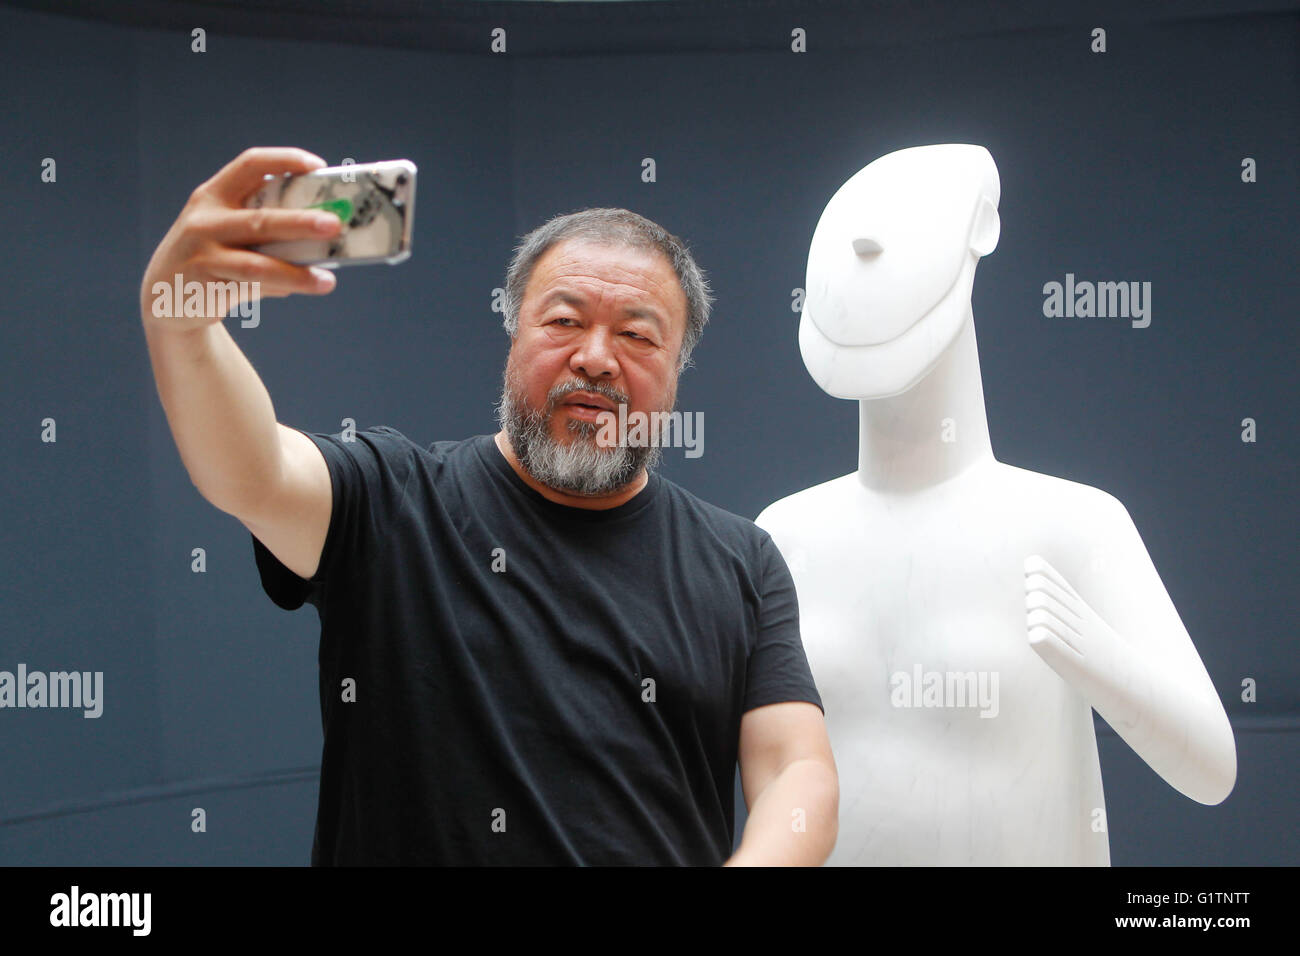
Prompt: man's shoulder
<box><xmin>655</xmin><ymin>473</ymin><xmax>771</xmax><ymax>551</ymax></box>
<box><xmin>424</xmin><ymin>431</ymin><xmax>491</xmax><ymax>460</ymax></box>
<box><xmin>301</xmin><ymin>427</ymin><xmax>492</xmax><ymax>492</ymax></box>
<box><xmin>314</xmin><ymin>426</ymin><xmax>484</xmax><ymax>461</ymax></box>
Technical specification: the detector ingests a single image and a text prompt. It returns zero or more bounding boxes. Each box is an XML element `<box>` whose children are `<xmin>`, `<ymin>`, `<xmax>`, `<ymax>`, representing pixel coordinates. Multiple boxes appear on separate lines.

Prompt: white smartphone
<box><xmin>242</xmin><ymin>159</ymin><xmax>417</xmax><ymax>268</ymax></box>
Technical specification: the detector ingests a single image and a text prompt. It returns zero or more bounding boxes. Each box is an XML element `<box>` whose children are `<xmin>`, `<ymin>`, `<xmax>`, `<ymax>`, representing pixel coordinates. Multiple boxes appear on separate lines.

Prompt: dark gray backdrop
<box><xmin>1</xmin><ymin>0</ymin><xmax>1295</xmax><ymax>865</ymax></box>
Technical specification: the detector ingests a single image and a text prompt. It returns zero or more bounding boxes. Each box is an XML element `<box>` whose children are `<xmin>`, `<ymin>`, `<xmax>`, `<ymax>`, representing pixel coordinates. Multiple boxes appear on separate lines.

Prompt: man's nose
<box><xmin>571</xmin><ymin>326</ymin><xmax>619</xmax><ymax>379</ymax></box>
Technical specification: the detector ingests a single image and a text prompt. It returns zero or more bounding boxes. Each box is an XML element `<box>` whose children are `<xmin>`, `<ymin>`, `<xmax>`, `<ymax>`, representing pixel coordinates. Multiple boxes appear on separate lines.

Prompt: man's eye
<box><xmin>552</xmin><ymin>317</ymin><xmax>577</xmax><ymax>326</ymax></box>
<box><xmin>622</xmin><ymin>331</ymin><xmax>648</xmax><ymax>341</ymax></box>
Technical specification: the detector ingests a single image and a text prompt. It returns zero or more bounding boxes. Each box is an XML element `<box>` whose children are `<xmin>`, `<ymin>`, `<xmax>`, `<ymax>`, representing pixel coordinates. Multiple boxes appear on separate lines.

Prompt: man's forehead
<box><xmin>535</xmin><ymin>239</ymin><xmax>669</xmax><ymax>284</ymax></box>
<box><xmin>528</xmin><ymin>241</ymin><xmax>686</xmax><ymax>326</ymax></box>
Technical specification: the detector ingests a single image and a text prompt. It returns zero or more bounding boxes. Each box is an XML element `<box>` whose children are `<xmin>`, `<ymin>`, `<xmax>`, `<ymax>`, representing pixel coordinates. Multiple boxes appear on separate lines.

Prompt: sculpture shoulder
<box><xmin>991</xmin><ymin>460</ymin><xmax>1136</xmax><ymax>533</ymax></box>
<box><xmin>755</xmin><ymin>472</ymin><xmax>859</xmax><ymax>534</ymax></box>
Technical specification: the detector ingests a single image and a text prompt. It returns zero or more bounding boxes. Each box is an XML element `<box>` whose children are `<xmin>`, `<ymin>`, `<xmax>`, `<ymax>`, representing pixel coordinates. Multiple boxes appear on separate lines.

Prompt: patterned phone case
<box><xmin>243</xmin><ymin>159</ymin><xmax>417</xmax><ymax>268</ymax></box>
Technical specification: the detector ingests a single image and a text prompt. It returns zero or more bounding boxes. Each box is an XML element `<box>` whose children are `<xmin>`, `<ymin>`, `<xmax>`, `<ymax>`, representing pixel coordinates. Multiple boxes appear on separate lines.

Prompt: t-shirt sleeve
<box><xmin>742</xmin><ymin>532</ymin><xmax>824</xmax><ymax>714</ymax></box>
<box><xmin>250</xmin><ymin>425</ymin><xmax>415</xmax><ymax>611</ymax></box>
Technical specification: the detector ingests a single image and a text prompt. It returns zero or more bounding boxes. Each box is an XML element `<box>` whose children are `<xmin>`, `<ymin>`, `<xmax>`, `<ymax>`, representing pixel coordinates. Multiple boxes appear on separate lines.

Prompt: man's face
<box><xmin>498</xmin><ymin>238</ymin><xmax>688</xmax><ymax>496</ymax></box>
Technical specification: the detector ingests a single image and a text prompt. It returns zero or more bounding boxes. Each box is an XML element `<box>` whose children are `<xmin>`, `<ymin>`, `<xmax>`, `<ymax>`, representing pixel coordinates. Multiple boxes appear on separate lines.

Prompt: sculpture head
<box><xmin>799</xmin><ymin>144</ymin><xmax>1001</xmax><ymax>399</ymax></box>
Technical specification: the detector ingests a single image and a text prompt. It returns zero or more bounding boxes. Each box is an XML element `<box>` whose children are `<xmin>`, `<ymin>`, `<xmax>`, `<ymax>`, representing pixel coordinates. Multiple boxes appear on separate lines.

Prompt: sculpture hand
<box><xmin>1023</xmin><ymin>554</ymin><xmax>1131</xmax><ymax>719</ymax></box>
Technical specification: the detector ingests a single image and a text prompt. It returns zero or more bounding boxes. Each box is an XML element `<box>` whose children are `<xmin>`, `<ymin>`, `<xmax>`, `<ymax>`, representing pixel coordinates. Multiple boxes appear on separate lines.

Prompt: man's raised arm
<box><xmin>139</xmin><ymin>147</ymin><xmax>342</xmax><ymax>580</ymax></box>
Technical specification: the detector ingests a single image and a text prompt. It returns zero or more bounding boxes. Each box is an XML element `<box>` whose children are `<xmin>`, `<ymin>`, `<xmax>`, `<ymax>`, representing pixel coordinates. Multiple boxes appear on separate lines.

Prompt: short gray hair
<box><xmin>501</xmin><ymin>207</ymin><xmax>714</xmax><ymax>372</ymax></box>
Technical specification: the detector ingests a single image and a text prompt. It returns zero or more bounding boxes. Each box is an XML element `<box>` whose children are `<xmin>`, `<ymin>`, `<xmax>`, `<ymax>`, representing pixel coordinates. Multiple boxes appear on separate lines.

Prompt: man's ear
<box><xmin>969</xmin><ymin>196</ymin><xmax>1000</xmax><ymax>258</ymax></box>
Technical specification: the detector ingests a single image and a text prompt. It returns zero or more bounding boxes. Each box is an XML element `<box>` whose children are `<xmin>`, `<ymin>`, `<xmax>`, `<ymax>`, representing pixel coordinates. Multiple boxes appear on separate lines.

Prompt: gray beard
<box><xmin>495</xmin><ymin>375</ymin><xmax>662</xmax><ymax>497</ymax></box>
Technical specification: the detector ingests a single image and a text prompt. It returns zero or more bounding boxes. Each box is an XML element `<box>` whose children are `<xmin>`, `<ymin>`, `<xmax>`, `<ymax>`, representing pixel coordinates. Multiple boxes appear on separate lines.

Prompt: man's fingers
<box><xmin>201</xmin><ymin>147</ymin><xmax>328</xmax><ymax>206</ymax></box>
<box><xmin>206</xmin><ymin>248</ymin><xmax>336</xmax><ymax>296</ymax></box>
<box><xmin>196</xmin><ymin>206</ymin><xmax>341</xmax><ymax>245</ymax></box>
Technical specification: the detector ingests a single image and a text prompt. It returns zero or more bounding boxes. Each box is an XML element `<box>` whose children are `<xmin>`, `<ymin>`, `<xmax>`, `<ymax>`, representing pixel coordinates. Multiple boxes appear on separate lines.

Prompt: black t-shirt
<box><xmin>251</xmin><ymin>426</ymin><xmax>822</xmax><ymax>865</ymax></box>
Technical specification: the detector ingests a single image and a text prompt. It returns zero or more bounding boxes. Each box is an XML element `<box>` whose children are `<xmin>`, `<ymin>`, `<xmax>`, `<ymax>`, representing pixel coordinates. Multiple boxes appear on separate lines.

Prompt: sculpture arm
<box><xmin>1023</xmin><ymin>498</ymin><xmax>1236</xmax><ymax>805</ymax></box>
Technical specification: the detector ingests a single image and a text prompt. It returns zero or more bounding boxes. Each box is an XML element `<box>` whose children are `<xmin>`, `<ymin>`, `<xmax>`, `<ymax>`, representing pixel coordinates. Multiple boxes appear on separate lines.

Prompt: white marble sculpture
<box><xmin>756</xmin><ymin>144</ymin><xmax>1236</xmax><ymax>865</ymax></box>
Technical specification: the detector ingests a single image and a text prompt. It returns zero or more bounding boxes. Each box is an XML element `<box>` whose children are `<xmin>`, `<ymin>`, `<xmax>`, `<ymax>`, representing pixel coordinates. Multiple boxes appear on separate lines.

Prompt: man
<box><xmin>140</xmin><ymin>147</ymin><xmax>837</xmax><ymax>865</ymax></box>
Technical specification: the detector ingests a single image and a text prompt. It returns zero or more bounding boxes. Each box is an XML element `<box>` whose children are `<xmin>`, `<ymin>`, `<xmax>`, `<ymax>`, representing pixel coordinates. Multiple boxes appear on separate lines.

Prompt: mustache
<box><xmin>544</xmin><ymin>379</ymin><xmax>630</xmax><ymax>410</ymax></box>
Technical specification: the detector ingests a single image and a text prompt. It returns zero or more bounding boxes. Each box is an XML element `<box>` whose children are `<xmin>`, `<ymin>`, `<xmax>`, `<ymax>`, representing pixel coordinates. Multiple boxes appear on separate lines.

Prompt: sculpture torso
<box><xmin>759</xmin><ymin>458</ymin><xmax>1113</xmax><ymax>865</ymax></box>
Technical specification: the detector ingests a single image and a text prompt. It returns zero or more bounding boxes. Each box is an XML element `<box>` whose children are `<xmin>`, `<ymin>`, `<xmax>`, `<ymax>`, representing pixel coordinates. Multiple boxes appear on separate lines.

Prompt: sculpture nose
<box><xmin>852</xmin><ymin>236</ymin><xmax>883</xmax><ymax>257</ymax></box>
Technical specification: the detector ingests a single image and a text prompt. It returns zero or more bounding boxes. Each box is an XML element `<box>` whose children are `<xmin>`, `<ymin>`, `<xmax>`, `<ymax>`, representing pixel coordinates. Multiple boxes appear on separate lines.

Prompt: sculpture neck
<box><xmin>857</xmin><ymin>312</ymin><xmax>993</xmax><ymax>494</ymax></box>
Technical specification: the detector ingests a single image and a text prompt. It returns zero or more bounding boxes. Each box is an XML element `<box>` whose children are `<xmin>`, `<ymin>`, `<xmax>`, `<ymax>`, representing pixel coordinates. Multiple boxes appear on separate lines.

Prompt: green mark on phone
<box><xmin>309</xmin><ymin>198</ymin><xmax>353</xmax><ymax>224</ymax></box>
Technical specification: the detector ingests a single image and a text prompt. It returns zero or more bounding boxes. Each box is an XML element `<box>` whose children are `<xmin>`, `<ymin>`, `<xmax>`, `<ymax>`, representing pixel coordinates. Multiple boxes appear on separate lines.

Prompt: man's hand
<box><xmin>139</xmin><ymin>147</ymin><xmax>342</xmax><ymax>333</ymax></box>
